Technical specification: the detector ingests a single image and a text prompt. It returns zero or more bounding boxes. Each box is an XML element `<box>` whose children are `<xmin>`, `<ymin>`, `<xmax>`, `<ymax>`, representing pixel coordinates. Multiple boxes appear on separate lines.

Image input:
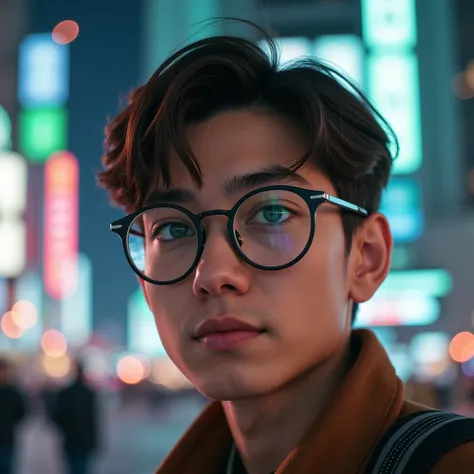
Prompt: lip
<box><xmin>194</xmin><ymin>316</ymin><xmax>263</xmax><ymax>339</ymax></box>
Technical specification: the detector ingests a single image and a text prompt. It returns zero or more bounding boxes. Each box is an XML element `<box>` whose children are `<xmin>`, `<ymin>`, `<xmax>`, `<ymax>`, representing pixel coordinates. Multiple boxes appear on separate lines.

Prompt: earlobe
<box><xmin>348</xmin><ymin>213</ymin><xmax>392</xmax><ymax>304</ymax></box>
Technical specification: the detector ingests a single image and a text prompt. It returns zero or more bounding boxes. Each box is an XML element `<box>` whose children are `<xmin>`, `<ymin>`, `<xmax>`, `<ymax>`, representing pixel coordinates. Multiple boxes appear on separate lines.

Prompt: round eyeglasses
<box><xmin>110</xmin><ymin>185</ymin><xmax>368</xmax><ymax>285</ymax></box>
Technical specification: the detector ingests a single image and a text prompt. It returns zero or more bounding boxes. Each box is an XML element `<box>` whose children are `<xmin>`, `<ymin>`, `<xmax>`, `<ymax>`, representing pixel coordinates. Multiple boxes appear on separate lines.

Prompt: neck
<box><xmin>222</xmin><ymin>338</ymin><xmax>352</xmax><ymax>474</ymax></box>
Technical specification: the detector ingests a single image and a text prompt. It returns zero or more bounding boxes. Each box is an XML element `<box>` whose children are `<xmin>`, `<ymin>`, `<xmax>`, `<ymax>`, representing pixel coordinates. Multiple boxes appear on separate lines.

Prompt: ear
<box><xmin>348</xmin><ymin>213</ymin><xmax>392</xmax><ymax>304</ymax></box>
<box><xmin>138</xmin><ymin>277</ymin><xmax>151</xmax><ymax>307</ymax></box>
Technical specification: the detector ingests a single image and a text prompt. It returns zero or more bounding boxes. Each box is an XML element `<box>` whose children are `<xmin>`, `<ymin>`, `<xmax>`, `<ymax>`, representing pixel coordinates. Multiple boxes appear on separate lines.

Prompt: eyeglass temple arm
<box><xmin>310</xmin><ymin>193</ymin><xmax>368</xmax><ymax>216</ymax></box>
<box><xmin>110</xmin><ymin>223</ymin><xmax>145</xmax><ymax>238</ymax></box>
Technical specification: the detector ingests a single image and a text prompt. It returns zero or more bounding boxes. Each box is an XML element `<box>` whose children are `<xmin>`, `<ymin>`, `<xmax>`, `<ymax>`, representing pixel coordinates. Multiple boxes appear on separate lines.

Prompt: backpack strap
<box><xmin>367</xmin><ymin>410</ymin><xmax>474</xmax><ymax>473</ymax></box>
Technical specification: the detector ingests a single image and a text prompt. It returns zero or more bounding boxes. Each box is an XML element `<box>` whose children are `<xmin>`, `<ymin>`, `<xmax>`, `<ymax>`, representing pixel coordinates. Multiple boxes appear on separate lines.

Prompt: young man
<box><xmin>99</xmin><ymin>26</ymin><xmax>474</xmax><ymax>473</ymax></box>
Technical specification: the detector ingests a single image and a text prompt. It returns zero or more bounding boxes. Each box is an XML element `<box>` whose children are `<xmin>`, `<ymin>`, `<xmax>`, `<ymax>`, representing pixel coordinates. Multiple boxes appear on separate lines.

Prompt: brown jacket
<box><xmin>155</xmin><ymin>330</ymin><xmax>474</xmax><ymax>473</ymax></box>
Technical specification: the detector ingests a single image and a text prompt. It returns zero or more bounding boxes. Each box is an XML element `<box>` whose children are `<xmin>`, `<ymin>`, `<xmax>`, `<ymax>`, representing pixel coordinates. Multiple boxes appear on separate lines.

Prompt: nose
<box><xmin>192</xmin><ymin>224</ymin><xmax>250</xmax><ymax>299</ymax></box>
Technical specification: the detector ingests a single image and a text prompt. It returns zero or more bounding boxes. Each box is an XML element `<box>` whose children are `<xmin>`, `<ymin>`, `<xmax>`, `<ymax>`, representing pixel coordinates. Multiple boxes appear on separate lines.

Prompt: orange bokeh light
<box><xmin>449</xmin><ymin>331</ymin><xmax>474</xmax><ymax>363</ymax></box>
<box><xmin>1</xmin><ymin>311</ymin><xmax>24</xmax><ymax>339</ymax></box>
<box><xmin>52</xmin><ymin>20</ymin><xmax>79</xmax><ymax>45</ymax></box>
<box><xmin>116</xmin><ymin>355</ymin><xmax>146</xmax><ymax>385</ymax></box>
<box><xmin>41</xmin><ymin>329</ymin><xmax>68</xmax><ymax>358</ymax></box>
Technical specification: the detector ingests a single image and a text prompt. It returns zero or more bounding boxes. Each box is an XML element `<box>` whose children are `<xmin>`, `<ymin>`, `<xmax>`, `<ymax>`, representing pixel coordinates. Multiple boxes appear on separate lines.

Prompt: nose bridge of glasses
<box><xmin>198</xmin><ymin>208</ymin><xmax>232</xmax><ymax>221</ymax></box>
<box><xmin>197</xmin><ymin>209</ymin><xmax>238</xmax><ymax>246</ymax></box>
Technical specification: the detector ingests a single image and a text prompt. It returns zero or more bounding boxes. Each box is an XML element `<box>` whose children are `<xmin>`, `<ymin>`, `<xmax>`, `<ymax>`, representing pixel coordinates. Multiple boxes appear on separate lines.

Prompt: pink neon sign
<box><xmin>44</xmin><ymin>151</ymin><xmax>79</xmax><ymax>299</ymax></box>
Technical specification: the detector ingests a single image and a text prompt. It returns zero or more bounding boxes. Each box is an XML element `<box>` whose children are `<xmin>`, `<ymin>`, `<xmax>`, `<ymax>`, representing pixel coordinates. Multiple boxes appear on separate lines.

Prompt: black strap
<box><xmin>367</xmin><ymin>410</ymin><xmax>474</xmax><ymax>473</ymax></box>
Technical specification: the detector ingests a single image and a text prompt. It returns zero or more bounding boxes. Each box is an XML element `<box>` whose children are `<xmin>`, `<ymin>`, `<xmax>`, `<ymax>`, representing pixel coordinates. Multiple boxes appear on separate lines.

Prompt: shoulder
<box><xmin>431</xmin><ymin>441</ymin><xmax>474</xmax><ymax>473</ymax></box>
<box><xmin>397</xmin><ymin>401</ymin><xmax>474</xmax><ymax>473</ymax></box>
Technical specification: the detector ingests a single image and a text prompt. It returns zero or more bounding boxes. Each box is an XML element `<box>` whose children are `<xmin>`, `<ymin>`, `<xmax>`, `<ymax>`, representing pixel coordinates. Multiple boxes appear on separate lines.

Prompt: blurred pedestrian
<box><xmin>52</xmin><ymin>362</ymin><xmax>99</xmax><ymax>474</ymax></box>
<box><xmin>0</xmin><ymin>358</ymin><xmax>26</xmax><ymax>474</ymax></box>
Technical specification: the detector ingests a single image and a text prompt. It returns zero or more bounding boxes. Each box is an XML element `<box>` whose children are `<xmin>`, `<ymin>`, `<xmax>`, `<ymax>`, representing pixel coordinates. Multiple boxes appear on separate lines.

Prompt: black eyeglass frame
<box><xmin>110</xmin><ymin>185</ymin><xmax>368</xmax><ymax>285</ymax></box>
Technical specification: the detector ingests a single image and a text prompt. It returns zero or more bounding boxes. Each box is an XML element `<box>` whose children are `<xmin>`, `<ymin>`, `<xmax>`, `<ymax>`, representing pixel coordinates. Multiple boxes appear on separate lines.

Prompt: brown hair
<box><xmin>98</xmin><ymin>22</ymin><xmax>397</xmax><ymax>319</ymax></box>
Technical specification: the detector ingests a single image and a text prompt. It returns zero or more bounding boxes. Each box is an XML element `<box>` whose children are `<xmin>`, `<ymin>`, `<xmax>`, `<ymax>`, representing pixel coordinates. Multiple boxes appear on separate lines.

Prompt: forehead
<box><xmin>168</xmin><ymin>110</ymin><xmax>306</xmax><ymax>186</ymax></box>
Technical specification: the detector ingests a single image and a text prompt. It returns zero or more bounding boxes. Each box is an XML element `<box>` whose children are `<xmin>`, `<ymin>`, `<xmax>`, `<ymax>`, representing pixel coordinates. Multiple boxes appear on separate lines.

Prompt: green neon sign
<box><xmin>381</xmin><ymin>269</ymin><xmax>452</xmax><ymax>298</ymax></box>
<box><xmin>361</xmin><ymin>0</ymin><xmax>417</xmax><ymax>49</ymax></box>
<box><xmin>367</xmin><ymin>52</ymin><xmax>422</xmax><ymax>174</ymax></box>
<box><xmin>19</xmin><ymin>108</ymin><xmax>67</xmax><ymax>163</ymax></box>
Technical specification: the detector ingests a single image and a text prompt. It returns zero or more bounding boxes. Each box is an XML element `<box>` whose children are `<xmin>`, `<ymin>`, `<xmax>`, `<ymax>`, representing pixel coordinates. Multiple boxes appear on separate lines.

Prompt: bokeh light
<box><xmin>449</xmin><ymin>331</ymin><xmax>474</xmax><ymax>363</ymax></box>
<box><xmin>80</xmin><ymin>348</ymin><xmax>110</xmax><ymax>382</ymax></box>
<box><xmin>52</xmin><ymin>20</ymin><xmax>79</xmax><ymax>45</ymax></box>
<box><xmin>11</xmin><ymin>300</ymin><xmax>38</xmax><ymax>329</ymax></box>
<box><xmin>1</xmin><ymin>311</ymin><xmax>24</xmax><ymax>339</ymax></box>
<box><xmin>40</xmin><ymin>353</ymin><xmax>72</xmax><ymax>378</ymax></box>
<box><xmin>116</xmin><ymin>355</ymin><xmax>147</xmax><ymax>385</ymax></box>
<box><xmin>41</xmin><ymin>329</ymin><xmax>67</xmax><ymax>358</ymax></box>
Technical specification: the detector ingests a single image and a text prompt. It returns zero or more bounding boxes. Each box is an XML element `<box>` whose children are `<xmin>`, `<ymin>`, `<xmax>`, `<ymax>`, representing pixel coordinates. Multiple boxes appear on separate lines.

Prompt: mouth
<box><xmin>193</xmin><ymin>315</ymin><xmax>266</xmax><ymax>350</ymax></box>
<box><xmin>196</xmin><ymin>329</ymin><xmax>266</xmax><ymax>350</ymax></box>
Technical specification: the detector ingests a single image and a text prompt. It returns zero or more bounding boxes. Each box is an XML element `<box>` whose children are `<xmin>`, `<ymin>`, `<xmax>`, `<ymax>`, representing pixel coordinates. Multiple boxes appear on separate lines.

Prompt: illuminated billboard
<box><xmin>0</xmin><ymin>219</ymin><xmax>26</xmax><ymax>278</ymax></box>
<box><xmin>0</xmin><ymin>152</ymin><xmax>28</xmax><ymax>278</ymax></box>
<box><xmin>361</xmin><ymin>0</ymin><xmax>421</xmax><ymax>176</ymax></box>
<box><xmin>380</xmin><ymin>178</ymin><xmax>424</xmax><ymax>243</ymax></box>
<box><xmin>18</xmin><ymin>33</ymin><xmax>70</xmax><ymax>107</ymax></box>
<box><xmin>43</xmin><ymin>152</ymin><xmax>79</xmax><ymax>300</ymax></box>
<box><xmin>0</xmin><ymin>152</ymin><xmax>27</xmax><ymax>217</ymax></box>
<box><xmin>19</xmin><ymin>108</ymin><xmax>67</xmax><ymax>163</ymax></box>
<box><xmin>270</xmin><ymin>36</ymin><xmax>364</xmax><ymax>87</ymax></box>
<box><xmin>355</xmin><ymin>269</ymin><xmax>452</xmax><ymax>327</ymax></box>
<box><xmin>367</xmin><ymin>52</ymin><xmax>422</xmax><ymax>174</ymax></box>
<box><xmin>361</xmin><ymin>0</ymin><xmax>417</xmax><ymax>49</ymax></box>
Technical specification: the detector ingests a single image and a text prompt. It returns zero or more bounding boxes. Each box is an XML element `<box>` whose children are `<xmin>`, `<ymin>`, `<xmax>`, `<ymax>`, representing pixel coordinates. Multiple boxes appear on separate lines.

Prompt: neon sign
<box><xmin>43</xmin><ymin>151</ymin><xmax>78</xmax><ymax>299</ymax></box>
<box><xmin>0</xmin><ymin>152</ymin><xmax>27</xmax><ymax>278</ymax></box>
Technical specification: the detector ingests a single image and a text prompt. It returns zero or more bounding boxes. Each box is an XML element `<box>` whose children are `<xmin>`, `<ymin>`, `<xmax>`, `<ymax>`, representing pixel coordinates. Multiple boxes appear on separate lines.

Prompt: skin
<box><xmin>139</xmin><ymin>109</ymin><xmax>392</xmax><ymax>474</ymax></box>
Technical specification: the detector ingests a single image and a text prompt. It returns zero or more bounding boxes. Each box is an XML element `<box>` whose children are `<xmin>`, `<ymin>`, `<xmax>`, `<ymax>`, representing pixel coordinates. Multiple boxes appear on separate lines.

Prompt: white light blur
<box><xmin>314</xmin><ymin>35</ymin><xmax>364</xmax><ymax>87</ymax></box>
<box><xmin>356</xmin><ymin>289</ymin><xmax>440</xmax><ymax>327</ymax></box>
<box><xmin>276</xmin><ymin>37</ymin><xmax>312</xmax><ymax>66</ymax></box>
<box><xmin>0</xmin><ymin>152</ymin><xmax>27</xmax><ymax>216</ymax></box>
<box><xmin>0</xmin><ymin>219</ymin><xmax>26</xmax><ymax>278</ymax></box>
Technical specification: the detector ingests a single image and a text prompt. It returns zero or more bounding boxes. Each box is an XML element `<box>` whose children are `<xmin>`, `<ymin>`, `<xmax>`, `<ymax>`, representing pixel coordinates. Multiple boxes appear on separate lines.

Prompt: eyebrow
<box><xmin>145</xmin><ymin>165</ymin><xmax>311</xmax><ymax>205</ymax></box>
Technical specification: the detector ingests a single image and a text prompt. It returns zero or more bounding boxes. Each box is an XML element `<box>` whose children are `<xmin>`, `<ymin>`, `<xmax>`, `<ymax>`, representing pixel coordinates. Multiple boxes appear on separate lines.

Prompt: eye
<box><xmin>151</xmin><ymin>222</ymin><xmax>195</xmax><ymax>242</ymax></box>
<box><xmin>250</xmin><ymin>204</ymin><xmax>294</xmax><ymax>225</ymax></box>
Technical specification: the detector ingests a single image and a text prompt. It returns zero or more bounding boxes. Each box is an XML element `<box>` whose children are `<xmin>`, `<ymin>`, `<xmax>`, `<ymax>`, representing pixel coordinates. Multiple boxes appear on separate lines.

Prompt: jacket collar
<box><xmin>155</xmin><ymin>329</ymin><xmax>404</xmax><ymax>474</ymax></box>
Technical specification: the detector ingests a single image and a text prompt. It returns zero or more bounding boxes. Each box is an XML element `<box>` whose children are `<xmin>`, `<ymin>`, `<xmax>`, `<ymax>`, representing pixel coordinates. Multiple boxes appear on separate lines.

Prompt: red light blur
<box><xmin>52</xmin><ymin>20</ymin><xmax>79</xmax><ymax>45</ymax></box>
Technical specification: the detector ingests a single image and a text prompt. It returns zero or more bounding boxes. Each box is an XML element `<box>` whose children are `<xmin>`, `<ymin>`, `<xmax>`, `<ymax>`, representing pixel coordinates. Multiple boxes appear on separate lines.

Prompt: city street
<box><xmin>15</xmin><ymin>394</ymin><xmax>204</xmax><ymax>474</ymax></box>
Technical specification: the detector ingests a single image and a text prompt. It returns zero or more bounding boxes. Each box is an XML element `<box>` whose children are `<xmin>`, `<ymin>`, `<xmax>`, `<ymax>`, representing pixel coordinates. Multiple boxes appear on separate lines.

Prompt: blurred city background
<box><xmin>1</xmin><ymin>0</ymin><xmax>474</xmax><ymax>472</ymax></box>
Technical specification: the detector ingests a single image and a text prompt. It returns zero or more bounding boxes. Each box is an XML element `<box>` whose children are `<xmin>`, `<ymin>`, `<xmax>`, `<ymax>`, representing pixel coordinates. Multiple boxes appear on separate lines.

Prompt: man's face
<box><xmin>142</xmin><ymin>110</ymin><xmax>355</xmax><ymax>400</ymax></box>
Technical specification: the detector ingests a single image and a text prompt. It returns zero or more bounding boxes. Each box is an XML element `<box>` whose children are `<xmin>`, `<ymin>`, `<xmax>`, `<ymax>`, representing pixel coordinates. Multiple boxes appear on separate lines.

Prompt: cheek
<box><xmin>143</xmin><ymin>284</ymin><xmax>187</xmax><ymax>359</ymax></box>
<box><xmin>284</xmin><ymin>229</ymin><xmax>348</xmax><ymax>332</ymax></box>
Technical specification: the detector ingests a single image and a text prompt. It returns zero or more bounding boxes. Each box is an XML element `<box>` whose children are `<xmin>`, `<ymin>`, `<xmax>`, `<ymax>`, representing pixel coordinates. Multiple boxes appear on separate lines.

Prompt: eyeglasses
<box><xmin>110</xmin><ymin>185</ymin><xmax>368</xmax><ymax>285</ymax></box>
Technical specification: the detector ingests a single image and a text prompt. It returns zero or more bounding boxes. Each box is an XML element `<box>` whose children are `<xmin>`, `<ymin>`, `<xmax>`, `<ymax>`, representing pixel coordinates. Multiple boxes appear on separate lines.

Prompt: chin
<box><xmin>191</xmin><ymin>372</ymin><xmax>278</xmax><ymax>401</ymax></box>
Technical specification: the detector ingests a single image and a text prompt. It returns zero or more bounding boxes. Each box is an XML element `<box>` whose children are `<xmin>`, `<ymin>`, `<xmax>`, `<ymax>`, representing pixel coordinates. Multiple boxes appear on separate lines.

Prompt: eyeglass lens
<box><xmin>127</xmin><ymin>189</ymin><xmax>313</xmax><ymax>283</ymax></box>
